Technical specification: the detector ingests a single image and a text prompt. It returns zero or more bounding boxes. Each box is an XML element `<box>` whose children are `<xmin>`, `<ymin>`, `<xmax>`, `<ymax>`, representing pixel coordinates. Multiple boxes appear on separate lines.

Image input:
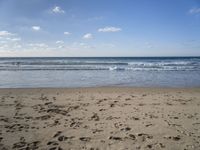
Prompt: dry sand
<box><xmin>0</xmin><ymin>87</ymin><xmax>200</xmax><ymax>150</ymax></box>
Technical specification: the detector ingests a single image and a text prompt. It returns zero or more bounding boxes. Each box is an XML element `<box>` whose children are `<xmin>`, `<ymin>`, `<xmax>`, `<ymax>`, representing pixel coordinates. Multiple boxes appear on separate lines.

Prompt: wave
<box><xmin>0</xmin><ymin>61</ymin><xmax>128</xmax><ymax>66</ymax></box>
<box><xmin>0</xmin><ymin>57</ymin><xmax>199</xmax><ymax>71</ymax></box>
<box><xmin>0</xmin><ymin>66</ymin><xmax>199</xmax><ymax>71</ymax></box>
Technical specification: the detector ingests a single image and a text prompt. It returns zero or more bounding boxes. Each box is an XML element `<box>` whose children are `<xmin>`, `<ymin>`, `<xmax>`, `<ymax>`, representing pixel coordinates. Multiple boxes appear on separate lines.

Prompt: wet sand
<box><xmin>0</xmin><ymin>87</ymin><xmax>200</xmax><ymax>150</ymax></box>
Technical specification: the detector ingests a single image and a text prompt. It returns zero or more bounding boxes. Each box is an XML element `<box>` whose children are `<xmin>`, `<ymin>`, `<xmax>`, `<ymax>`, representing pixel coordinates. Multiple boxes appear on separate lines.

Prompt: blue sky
<box><xmin>0</xmin><ymin>0</ymin><xmax>200</xmax><ymax>57</ymax></box>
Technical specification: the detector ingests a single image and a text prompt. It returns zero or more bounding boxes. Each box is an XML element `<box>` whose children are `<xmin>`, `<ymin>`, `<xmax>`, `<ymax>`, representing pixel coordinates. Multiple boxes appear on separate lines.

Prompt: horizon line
<box><xmin>0</xmin><ymin>56</ymin><xmax>200</xmax><ymax>58</ymax></box>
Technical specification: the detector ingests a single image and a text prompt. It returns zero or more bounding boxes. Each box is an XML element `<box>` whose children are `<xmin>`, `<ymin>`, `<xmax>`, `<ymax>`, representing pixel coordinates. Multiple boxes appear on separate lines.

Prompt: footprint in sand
<box><xmin>47</xmin><ymin>141</ymin><xmax>59</xmax><ymax>146</ymax></box>
<box><xmin>53</xmin><ymin>131</ymin><xmax>62</xmax><ymax>138</ymax></box>
<box><xmin>0</xmin><ymin>137</ymin><xmax>3</xmax><ymax>144</ymax></box>
<box><xmin>121</xmin><ymin>127</ymin><xmax>131</xmax><ymax>131</ymax></box>
<box><xmin>164</xmin><ymin>135</ymin><xmax>181</xmax><ymax>141</ymax></box>
<box><xmin>90</xmin><ymin>113</ymin><xmax>100</xmax><ymax>121</ymax></box>
<box><xmin>49</xmin><ymin>147</ymin><xmax>63</xmax><ymax>150</ymax></box>
<box><xmin>110</xmin><ymin>103</ymin><xmax>115</xmax><ymax>107</ymax></box>
<box><xmin>92</xmin><ymin>129</ymin><xmax>103</xmax><ymax>134</ymax></box>
<box><xmin>109</xmin><ymin>136</ymin><xmax>122</xmax><ymax>141</ymax></box>
<box><xmin>70</xmin><ymin>120</ymin><xmax>82</xmax><ymax>128</ymax></box>
<box><xmin>128</xmin><ymin>134</ymin><xmax>136</xmax><ymax>140</ymax></box>
<box><xmin>145</xmin><ymin>123</ymin><xmax>153</xmax><ymax>127</ymax></box>
<box><xmin>79</xmin><ymin>137</ymin><xmax>91</xmax><ymax>142</ymax></box>
<box><xmin>131</xmin><ymin>117</ymin><xmax>140</xmax><ymax>120</ymax></box>
<box><xmin>136</xmin><ymin>133</ymin><xmax>153</xmax><ymax>142</ymax></box>
<box><xmin>12</xmin><ymin>137</ymin><xmax>40</xmax><ymax>149</ymax></box>
<box><xmin>58</xmin><ymin>135</ymin><xmax>74</xmax><ymax>142</ymax></box>
<box><xmin>99</xmin><ymin>108</ymin><xmax>106</xmax><ymax>111</ymax></box>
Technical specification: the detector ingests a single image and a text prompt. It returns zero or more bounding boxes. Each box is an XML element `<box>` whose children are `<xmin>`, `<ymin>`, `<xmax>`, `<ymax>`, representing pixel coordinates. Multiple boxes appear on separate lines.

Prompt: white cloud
<box><xmin>52</xmin><ymin>6</ymin><xmax>65</xmax><ymax>14</ymax></box>
<box><xmin>0</xmin><ymin>32</ymin><xmax>22</xmax><ymax>51</ymax></box>
<box><xmin>11</xmin><ymin>38</ymin><xmax>21</xmax><ymax>41</ymax></box>
<box><xmin>98</xmin><ymin>26</ymin><xmax>121</xmax><ymax>32</ymax></box>
<box><xmin>56</xmin><ymin>40</ymin><xmax>64</xmax><ymax>44</ymax></box>
<box><xmin>28</xmin><ymin>43</ymin><xmax>48</xmax><ymax>48</ymax></box>
<box><xmin>0</xmin><ymin>31</ymin><xmax>15</xmax><ymax>36</ymax></box>
<box><xmin>58</xmin><ymin>45</ymin><xmax>65</xmax><ymax>49</ymax></box>
<box><xmin>83</xmin><ymin>33</ymin><xmax>93</xmax><ymax>39</ymax></box>
<box><xmin>32</xmin><ymin>26</ymin><xmax>41</xmax><ymax>31</ymax></box>
<box><xmin>189</xmin><ymin>7</ymin><xmax>200</xmax><ymax>14</ymax></box>
<box><xmin>64</xmin><ymin>32</ymin><xmax>71</xmax><ymax>35</ymax></box>
<box><xmin>7</xmin><ymin>37</ymin><xmax>21</xmax><ymax>41</ymax></box>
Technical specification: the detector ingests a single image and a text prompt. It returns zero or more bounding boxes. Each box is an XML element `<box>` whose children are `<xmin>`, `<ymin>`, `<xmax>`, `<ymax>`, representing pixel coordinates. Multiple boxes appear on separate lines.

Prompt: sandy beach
<box><xmin>0</xmin><ymin>87</ymin><xmax>200</xmax><ymax>150</ymax></box>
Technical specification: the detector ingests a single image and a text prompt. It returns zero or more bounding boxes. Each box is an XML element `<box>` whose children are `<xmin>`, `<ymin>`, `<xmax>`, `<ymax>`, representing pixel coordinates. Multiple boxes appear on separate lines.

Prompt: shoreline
<box><xmin>0</xmin><ymin>86</ymin><xmax>200</xmax><ymax>90</ymax></box>
<box><xmin>0</xmin><ymin>87</ymin><xmax>200</xmax><ymax>149</ymax></box>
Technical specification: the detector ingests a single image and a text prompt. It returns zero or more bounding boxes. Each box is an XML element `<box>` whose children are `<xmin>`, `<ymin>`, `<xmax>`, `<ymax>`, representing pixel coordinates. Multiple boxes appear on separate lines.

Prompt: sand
<box><xmin>0</xmin><ymin>87</ymin><xmax>200</xmax><ymax>150</ymax></box>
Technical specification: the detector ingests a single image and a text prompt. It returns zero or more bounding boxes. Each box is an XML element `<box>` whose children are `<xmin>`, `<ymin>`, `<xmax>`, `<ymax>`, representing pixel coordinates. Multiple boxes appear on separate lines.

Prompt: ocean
<box><xmin>0</xmin><ymin>57</ymin><xmax>200</xmax><ymax>88</ymax></box>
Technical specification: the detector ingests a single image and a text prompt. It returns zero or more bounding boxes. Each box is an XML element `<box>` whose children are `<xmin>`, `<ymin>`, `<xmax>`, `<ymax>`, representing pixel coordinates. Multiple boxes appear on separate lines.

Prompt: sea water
<box><xmin>0</xmin><ymin>57</ymin><xmax>200</xmax><ymax>88</ymax></box>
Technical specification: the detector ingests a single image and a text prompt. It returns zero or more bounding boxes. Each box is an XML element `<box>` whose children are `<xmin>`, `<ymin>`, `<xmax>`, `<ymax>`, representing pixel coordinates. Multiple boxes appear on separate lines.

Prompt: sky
<box><xmin>0</xmin><ymin>0</ymin><xmax>200</xmax><ymax>57</ymax></box>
